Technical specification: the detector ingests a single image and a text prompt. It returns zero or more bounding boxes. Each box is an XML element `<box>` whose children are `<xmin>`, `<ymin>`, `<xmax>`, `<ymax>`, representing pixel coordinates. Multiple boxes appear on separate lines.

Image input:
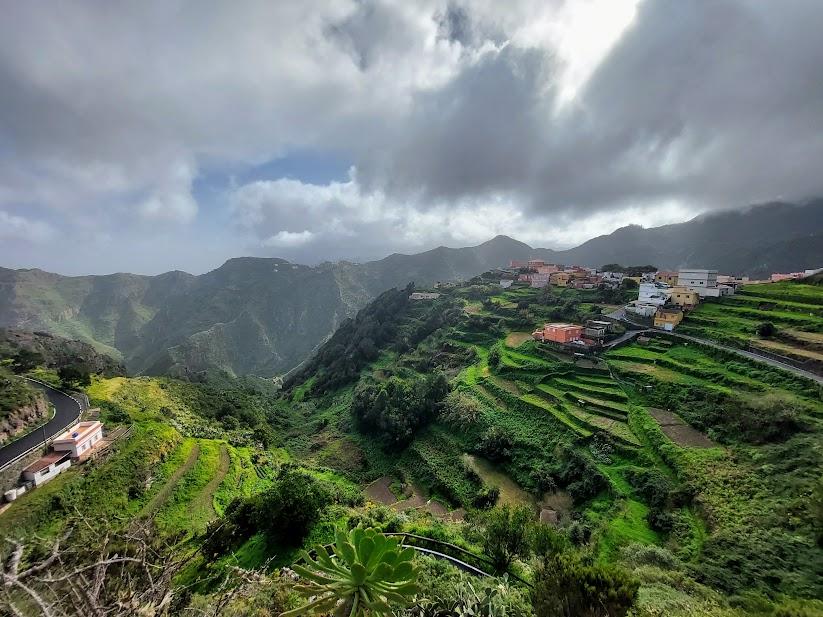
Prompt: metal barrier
<box><xmin>301</xmin><ymin>532</ymin><xmax>534</xmax><ymax>589</ymax></box>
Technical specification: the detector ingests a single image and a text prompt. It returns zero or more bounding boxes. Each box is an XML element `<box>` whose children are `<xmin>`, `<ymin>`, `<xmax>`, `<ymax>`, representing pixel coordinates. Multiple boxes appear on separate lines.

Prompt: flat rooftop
<box><xmin>53</xmin><ymin>421</ymin><xmax>103</xmax><ymax>444</ymax></box>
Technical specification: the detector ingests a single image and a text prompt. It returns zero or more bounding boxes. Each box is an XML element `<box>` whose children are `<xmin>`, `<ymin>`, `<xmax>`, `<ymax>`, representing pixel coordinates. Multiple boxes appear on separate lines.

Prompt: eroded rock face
<box><xmin>0</xmin><ymin>394</ymin><xmax>48</xmax><ymax>445</ymax></box>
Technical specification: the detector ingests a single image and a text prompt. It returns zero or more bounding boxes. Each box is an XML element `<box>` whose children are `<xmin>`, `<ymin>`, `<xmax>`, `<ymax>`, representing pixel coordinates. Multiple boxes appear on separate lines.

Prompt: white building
<box><xmin>499</xmin><ymin>279</ymin><xmax>513</xmax><ymax>289</ymax></box>
<box><xmin>638</xmin><ymin>282</ymin><xmax>671</xmax><ymax>306</ymax></box>
<box><xmin>52</xmin><ymin>421</ymin><xmax>104</xmax><ymax>460</ymax></box>
<box><xmin>625</xmin><ymin>302</ymin><xmax>658</xmax><ymax>318</ymax></box>
<box><xmin>677</xmin><ymin>269</ymin><xmax>733</xmax><ymax>298</ymax></box>
<box><xmin>21</xmin><ymin>451</ymin><xmax>71</xmax><ymax>487</ymax></box>
<box><xmin>409</xmin><ymin>292</ymin><xmax>441</xmax><ymax>300</ymax></box>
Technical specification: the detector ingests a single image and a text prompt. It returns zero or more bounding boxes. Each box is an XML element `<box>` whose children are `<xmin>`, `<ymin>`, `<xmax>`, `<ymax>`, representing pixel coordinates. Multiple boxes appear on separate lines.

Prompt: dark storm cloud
<box><xmin>351</xmin><ymin>0</ymin><xmax>823</xmax><ymax>217</ymax></box>
<box><xmin>1</xmin><ymin>0</ymin><xmax>822</xmax><ymax>274</ymax></box>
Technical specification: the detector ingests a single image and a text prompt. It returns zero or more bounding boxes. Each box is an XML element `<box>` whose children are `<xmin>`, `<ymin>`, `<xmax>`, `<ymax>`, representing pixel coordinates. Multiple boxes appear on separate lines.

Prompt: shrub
<box><xmin>472</xmin><ymin>486</ymin><xmax>500</xmax><ymax>510</ymax></box>
<box><xmin>755</xmin><ymin>321</ymin><xmax>777</xmax><ymax>338</ymax></box>
<box><xmin>532</xmin><ymin>554</ymin><xmax>639</xmax><ymax>617</ymax></box>
<box><xmin>478</xmin><ymin>505</ymin><xmax>534</xmax><ymax>573</ymax></box>
<box><xmin>285</xmin><ymin>527</ymin><xmax>419</xmax><ymax>617</ymax></box>
<box><xmin>442</xmin><ymin>391</ymin><xmax>482</xmax><ymax>429</ymax></box>
<box><xmin>477</xmin><ymin>426</ymin><xmax>514</xmax><ymax>463</ymax></box>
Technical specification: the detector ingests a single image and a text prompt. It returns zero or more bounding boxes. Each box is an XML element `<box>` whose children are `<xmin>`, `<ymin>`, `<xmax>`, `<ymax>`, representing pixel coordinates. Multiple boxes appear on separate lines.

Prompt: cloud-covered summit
<box><xmin>1</xmin><ymin>1</ymin><xmax>822</xmax><ymax>273</ymax></box>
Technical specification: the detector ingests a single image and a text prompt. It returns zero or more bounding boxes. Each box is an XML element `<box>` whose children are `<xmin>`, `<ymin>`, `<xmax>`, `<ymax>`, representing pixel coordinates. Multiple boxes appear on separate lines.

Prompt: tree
<box><xmin>256</xmin><ymin>466</ymin><xmax>332</xmax><ymax>543</ymax></box>
<box><xmin>479</xmin><ymin>505</ymin><xmax>534</xmax><ymax>572</ymax></box>
<box><xmin>532</xmin><ymin>553</ymin><xmax>639</xmax><ymax>617</ymax></box>
<box><xmin>487</xmin><ymin>344</ymin><xmax>502</xmax><ymax>370</ymax></box>
<box><xmin>478</xmin><ymin>426</ymin><xmax>514</xmax><ymax>463</ymax></box>
<box><xmin>442</xmin><ymin>391</ymin><xmax>482</xmax><ymax>429</ymax></box>
<box><xmin>10</xmin><ymin>349</ymin><xmax>43</xmax><ymax>373</ymax></box>
<box><xmin>58</xmin><ymin>363</ymin><xmax>91</xmax><ymax>387</ymax></box>
<box><xmin>284</xmin><ymin>526</ymin><xmax>419</xmax><ymax>617</ymax></box>
<box><xmin>756</xmin><ymin>321</ymin><xmax>777</xmax><ymax>338</ymax></box>
<box><xmin>621</xmin><ymin>278</ymin><xmax>638</xmax><ymax>290</ymax></box>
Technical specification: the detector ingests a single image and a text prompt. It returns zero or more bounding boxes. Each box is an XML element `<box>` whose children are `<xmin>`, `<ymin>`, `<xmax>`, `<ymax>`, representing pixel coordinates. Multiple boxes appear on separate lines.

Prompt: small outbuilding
<box><xmin>22</xmin><ymin>451</ymin><xmax>71</xmax><ymax>487</ymax></box>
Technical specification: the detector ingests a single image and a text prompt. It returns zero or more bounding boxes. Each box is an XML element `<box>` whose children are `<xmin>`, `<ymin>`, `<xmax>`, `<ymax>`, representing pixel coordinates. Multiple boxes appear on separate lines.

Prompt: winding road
<box><xmin>604</xmin><ymin>309</ymin><xmax>823</xmax><ymax>385</ymax></box>
<box><xmin>0</xmin><ymin>379</ymin><xmax>84</xmax><ymax>471</ymax></box>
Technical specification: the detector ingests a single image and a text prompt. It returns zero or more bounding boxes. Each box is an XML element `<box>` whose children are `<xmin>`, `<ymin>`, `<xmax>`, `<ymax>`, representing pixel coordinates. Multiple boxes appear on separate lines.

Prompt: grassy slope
<box><xmin>280</xmin><ymin>280</ymin><xmax>823</xmax><ymax>610</ymax></box>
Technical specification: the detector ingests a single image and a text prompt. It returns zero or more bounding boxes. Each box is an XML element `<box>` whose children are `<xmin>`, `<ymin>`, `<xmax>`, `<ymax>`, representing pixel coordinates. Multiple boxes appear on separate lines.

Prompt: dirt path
<box><xmin>649</xmin><ymin>408</ymin><xmax>716</xmax><ymax>448</ymax></box>
<box><xmin>365</xmin><ymin>476</ymin><xmax>397</xmax><ymax>505</ymax></box>
<box><xmin>193</xmin><ymin>443</ymin><xmax>230</xmax><ymax>519</ymax></box>
<box><xmin>505</xmin><ymin>332</ymin><xmax>533</xmax><ymax>348</ymax></box>
<box><xmin>140</xmin><ymin>443</ymin><xmax>200</xmax><ymax>517</ymax></box>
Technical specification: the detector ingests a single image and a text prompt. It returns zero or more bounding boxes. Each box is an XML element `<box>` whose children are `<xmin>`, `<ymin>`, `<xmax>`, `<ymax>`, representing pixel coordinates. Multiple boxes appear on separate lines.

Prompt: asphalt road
<box><xmin>604</xmin><ymin>308</ymin><xmax>823</xmax><ymax>385</ymax></box>
<box><xmin>0</xmin><ymin>379</ymin><xmax>83</xmax><ymax>470</ymax></box>
<box><xmin>666</xmin><ymin>332</ymin><xmax>823</xmax><ymax>385</ymax></box>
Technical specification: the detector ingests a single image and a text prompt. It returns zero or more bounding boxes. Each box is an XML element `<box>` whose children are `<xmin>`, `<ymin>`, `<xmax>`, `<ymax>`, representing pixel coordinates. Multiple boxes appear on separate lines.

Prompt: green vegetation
<box><xmin>2</xmin><ymin>276</ymin><xmax>821</xmax><ymax>617</ymax></box>
<box><xmin>681</xmin><ymin>281</ymin><xmax>823</xmax><ymax>370</ymax></box>
<box><xmin>286</xmin><ymin>526</ymin><xmax>419</xmax><ymax>617</ymax></box>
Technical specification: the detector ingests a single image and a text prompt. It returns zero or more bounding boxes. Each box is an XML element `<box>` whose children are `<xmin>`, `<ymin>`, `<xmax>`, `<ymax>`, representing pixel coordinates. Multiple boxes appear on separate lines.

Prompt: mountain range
<box><xmin>1</xmin><ymin>200</ymin><xmax>820</xmax><ymax>377</ymax></box>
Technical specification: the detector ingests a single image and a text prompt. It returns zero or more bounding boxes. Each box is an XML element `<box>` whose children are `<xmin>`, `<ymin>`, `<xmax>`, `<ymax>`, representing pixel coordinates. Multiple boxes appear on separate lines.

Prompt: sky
<box><xmin>1</xmin><ymin>0</ymin><xmax>823</xmax><ymax>275</ymax></box>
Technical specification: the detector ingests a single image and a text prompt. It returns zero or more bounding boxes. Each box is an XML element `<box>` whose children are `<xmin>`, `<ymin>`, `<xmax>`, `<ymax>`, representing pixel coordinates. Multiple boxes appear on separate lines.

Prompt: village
<box><xmin>414</xmin><ymin>259</ymin><xmax>822</xmax><ymax>354</ymax></box>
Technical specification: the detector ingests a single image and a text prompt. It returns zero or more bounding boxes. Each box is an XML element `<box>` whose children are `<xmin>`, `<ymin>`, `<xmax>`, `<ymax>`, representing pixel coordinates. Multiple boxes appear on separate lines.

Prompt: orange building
<box><xmin>532</xmin><ymin>323</ymin><xmax>584</xmax><ymax>343</ymax></box>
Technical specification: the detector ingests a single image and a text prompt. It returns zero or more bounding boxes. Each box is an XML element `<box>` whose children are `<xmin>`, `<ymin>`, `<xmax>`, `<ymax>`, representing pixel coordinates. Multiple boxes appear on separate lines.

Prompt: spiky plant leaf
<box><xmin>281</xmin><ymin>526</ymin><xmax>418</xmax><ymax>617</ymax></box>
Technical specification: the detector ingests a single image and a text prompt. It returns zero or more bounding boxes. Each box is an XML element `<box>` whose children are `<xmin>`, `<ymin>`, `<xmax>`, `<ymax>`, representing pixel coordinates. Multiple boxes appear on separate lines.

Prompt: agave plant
<box><xmin>282</xmin><ymin>526</ymin><xmax>419</xmax><ymax>617</ymax></box>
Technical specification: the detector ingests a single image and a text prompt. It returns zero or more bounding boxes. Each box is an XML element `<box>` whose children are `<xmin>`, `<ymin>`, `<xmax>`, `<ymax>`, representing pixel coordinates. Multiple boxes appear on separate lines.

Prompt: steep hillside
<box><xmin>541</xmin><ymin>200</ymin><xmax>823</xmax><ymax>274</ymax></box>
<box><xmin>274</xmin><ymin>278</ymin><xmax>823</xmax><ymax>614</ymax></box>
<box><xmin>1</xmin><ymin>200</ymin><xmax>820</xmax><ymax>377</ymax></box>
<box><xmin>0</xmin><ymin>328</ymin><xmax>125</xmax><ymax>376</ymax></box>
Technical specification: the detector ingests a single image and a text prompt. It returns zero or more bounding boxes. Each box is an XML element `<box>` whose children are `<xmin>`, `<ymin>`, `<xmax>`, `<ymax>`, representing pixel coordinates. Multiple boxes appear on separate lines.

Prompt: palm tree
<box><xmin>282</xmin><ymin>526</ymin><xmax>419</xmax><ymax>617</ymax></box>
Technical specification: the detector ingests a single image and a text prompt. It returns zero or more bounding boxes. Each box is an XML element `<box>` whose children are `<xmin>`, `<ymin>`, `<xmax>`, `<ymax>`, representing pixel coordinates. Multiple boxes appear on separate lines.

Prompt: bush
<box><xmin>478</xmin><ymin>505</ymin><xmax>534</xmax><ymax>572</ymax></box>
<box><xmin>472</xmin><ymin>486</ymin><xmax>500</xmax><ymax>509</ymax></box>
<box><xmin>532</xmin><ymin>554</ymin><xmax>639</xmax><ymax>617</ymax></box>
<box><xmin>756</xmin><ymin>321</ymin><xmax>777</xmax><ymax>338</ymax></box>
<box><xmin>442</xmin><ymin>391</ymin><xmax>482</xmax><ymax>429</ymax></box>
<box><xmin>478</xmin><ymin>426</ymin><xmax>514</xmax><ymax>463</ymax></box>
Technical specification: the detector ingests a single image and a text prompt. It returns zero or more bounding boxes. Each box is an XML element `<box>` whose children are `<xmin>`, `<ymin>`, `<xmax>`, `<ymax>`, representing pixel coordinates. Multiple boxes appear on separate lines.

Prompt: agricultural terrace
<box><xmin>281</xmin><ymin>278</ymin><xmax>823</xmax><ymax>603</ymax></box>
<box><xmin>681</xmin><ymin>281</ymin><xmax>823</xmax><ymax>371</ymax></box>
<box><xmin>0</xmin><ymin>376</ymin><xmax>284</xmax><ymax>545</ymax></box>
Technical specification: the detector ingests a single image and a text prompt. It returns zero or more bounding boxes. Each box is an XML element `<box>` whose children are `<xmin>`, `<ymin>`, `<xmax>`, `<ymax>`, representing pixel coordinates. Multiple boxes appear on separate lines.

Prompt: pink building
<box><xmin>532</xmin><ymin>323</ymin><xmax>584</xmax><ymax>344</ymax></box>
<box><xmin>52</xmin><ymin>421</ymin><xmax>104</xmax><ymax>460</ymax></box>
<box><xmin>770</xmin><ymin>272</ymin><xmax>804</xmax><ymax>282</ymax></box>
<box><xmin>528</xmin><ymin>259</ymin><xmax>546</xmax><ymax>268</ymax></box>
<box><xmin>509</xmin><ymin>260</ymin><xmax>528</xmax><ymax>269</ymax></box>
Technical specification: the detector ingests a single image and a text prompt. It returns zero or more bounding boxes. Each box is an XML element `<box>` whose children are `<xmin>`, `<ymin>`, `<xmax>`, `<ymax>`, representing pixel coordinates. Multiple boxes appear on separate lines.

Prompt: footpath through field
<box><xmin>139</xmin><ymin>443</ymin><xmax>201</xmax><ymax>517</ymax></box>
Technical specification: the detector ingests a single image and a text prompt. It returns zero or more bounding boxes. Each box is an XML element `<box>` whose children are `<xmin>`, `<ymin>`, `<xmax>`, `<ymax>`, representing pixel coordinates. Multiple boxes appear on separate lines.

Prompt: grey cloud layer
<box><xmin>1</xmin><ymin>0</ymin><xmax>822</xmax><ymax>273</ymax></box>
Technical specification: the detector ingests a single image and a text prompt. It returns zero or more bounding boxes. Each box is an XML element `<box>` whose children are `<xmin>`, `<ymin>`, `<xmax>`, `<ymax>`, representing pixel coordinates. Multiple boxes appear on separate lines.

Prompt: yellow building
<box><xmin>655</xmin><ymin>271</ymin><xmax>678</xmax><ymax>286</ymax></box>
<box><xmin>654</xmin><ymin>307</ymin><xmax>684</xmax><ymax>331</ymax></box>
<box><xmin>667</xmin><ymin>287</ymin><xmax>699</xmax><ymax>309</ymax></box>
<box><xmin>550</xmin><ymin>272</ymin><xmax>572</xmax><ymax>286</ymax></box>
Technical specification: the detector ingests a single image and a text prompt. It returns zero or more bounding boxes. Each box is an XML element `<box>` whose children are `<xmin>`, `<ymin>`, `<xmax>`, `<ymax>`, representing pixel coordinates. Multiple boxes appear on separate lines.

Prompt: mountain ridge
<box><xmin>1</xmin><ymin>199</ymin><xmax>821</xmax><ymax>377</ymax></box>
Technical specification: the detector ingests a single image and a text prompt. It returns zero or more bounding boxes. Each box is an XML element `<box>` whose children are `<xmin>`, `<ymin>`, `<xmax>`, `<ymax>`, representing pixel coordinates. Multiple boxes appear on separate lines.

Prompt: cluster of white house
<box><xmin>626</xmin><ymin>269</ymin><xmax>732</xmax><ymax>330</ymax></box>
<box><xmin>3</xmin><ymin>420</ymin><xmax>104</xmax><ymax>502</ymax></box>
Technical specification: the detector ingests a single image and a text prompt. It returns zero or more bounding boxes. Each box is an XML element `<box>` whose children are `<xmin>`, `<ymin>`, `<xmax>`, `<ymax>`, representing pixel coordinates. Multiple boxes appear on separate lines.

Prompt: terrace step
<box><xmin>561</xmin><ymin>390</ymin><xmax>629</xmax><ymax>413</ymax></box>
<box><xmin>520</xmin><ymin>394</ymin><xmax>593</xmax><ymax>438</ymax></box>
<box><xmin>553</xmin><ymin>378</ymin><xmax>628</xmax><ymax>401</ymax></box>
